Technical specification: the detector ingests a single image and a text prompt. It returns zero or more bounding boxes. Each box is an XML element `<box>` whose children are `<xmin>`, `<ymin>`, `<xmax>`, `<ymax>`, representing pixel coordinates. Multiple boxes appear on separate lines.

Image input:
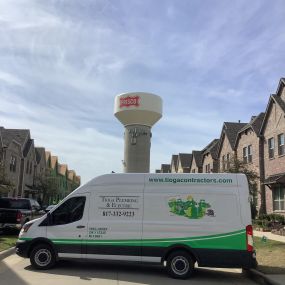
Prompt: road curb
<box><xmin>246</xmin><ymin>269</ymin><xmax>282</xmax><ymax>285</ymax></box>
<box><xmin>0</xmin><ymin>247</ymin><xmax>15</xmax><ymax>261</ymax></box>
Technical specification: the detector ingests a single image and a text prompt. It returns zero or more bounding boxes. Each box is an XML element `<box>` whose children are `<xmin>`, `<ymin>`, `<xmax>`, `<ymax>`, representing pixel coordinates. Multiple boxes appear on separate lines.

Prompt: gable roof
<box><xmin>51</xmin><ymin>156</ymin><xmax>58</xmax><ymax>169</ymax></box>
<box><xmin>192</xmin><ymin>151</ymin><xmax>203</xmax><ymax>168</ymax></box>
<box><xmin>178</xmin><ymin>153</ymin><xmax>192</xmax><ymax>170</ymax></box>
<box><xmin>234</xmin><ymin>113</ymin><xmax>265</xmax><ymax>148</ymax></box>
<box><xmin>217</xmin><ymin>122</ymin><xmax>246</xmax><ymax>156</ymax></box>
<box><xmin>23</xmin><ymin>139</ymin><xmax>34</xmax><ymax>157</ymax></box>
<box><xmin>0</xmin><ymin>128</ymin><xmax>30</xmax><ymax>150</ymax></box>
<box><xmin>68</xmin><ymin>170</ymin><xmax>76</xmax><ymax>180</ymax></box>
<box><xmin>161</xmin><ymin>164</ymin><xmax>171</xmax><ymax>173</ymax></box>
<box><xmin>58</xmin><ymin>164</ymin><xmax>68</xmax><ymax>176</ymax></box>
<box><xmin>260</xmin><ymin>78</ymin><xmax>285</xmax><ymax>135</ymax></box>
<box><xmin>170</xmin><ymin>155</ymin><xmax>178</xmax><ymax>172</ymax></box>
<box><xmin>1</xmin><ymin>129</ymin><xmax>30</xmax><ymax>148</ymax></box>
<box><xmin>35</xmin><ymin>147</ymin><xmax>46</xmax><ymax>164</ymax></box>
<box><xmin>202</xmin><ymin>139</ymin><xmax>219</xmax><ymax>160</ymax></box>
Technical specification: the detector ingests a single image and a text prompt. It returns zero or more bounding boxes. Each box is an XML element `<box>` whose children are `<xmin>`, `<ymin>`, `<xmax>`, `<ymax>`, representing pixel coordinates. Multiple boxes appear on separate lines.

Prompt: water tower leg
<box><xmin>123</xmin><ymin>125</ymin><xmax>151</xmax><ymax>173</ymax></box>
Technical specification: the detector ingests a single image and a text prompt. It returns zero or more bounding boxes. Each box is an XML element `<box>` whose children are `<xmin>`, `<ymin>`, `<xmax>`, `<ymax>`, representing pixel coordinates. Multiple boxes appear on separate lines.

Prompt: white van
<box><xmin>16</xmin><ymin>173</ymin><xmax>257</xmax><ymax>279</ymax></box>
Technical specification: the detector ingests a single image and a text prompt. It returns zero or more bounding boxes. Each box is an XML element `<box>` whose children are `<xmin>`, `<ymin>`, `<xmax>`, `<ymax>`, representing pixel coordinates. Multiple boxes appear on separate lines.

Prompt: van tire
<box><xmin>30</xmin><ymin>244</ymin><xmax>56</xmax><ymax>270</ymax></box>
<box><xmin>166</xmin><ymin>250</ymin><xmax>194</xmax><ymax>279</ymax></box>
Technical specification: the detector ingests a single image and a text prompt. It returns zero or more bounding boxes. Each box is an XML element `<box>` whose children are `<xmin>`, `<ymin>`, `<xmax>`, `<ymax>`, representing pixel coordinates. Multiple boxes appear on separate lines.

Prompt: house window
<box><xmin>192</xmin><ymin>169</ymin><xmax>195</xmax><ymax>173</ymax></box>
<box><xmin>248</xmin><ymin>145</ymin><xmax>252</xmax><ymax>163</ymax></box>
<box><xmin>243</xmin><ymin>147</ymin><xmax>247</xmax><ymax>163</ymax></box>
<box><xmin>273</xmin><ymin>185</ymin><xmax>285</xmax><ymax>211</ymax></box>
<box><xmin>226</xmin><ymin>153</ymin><xmax>230</xmax><ymax>169</ymax></box>
<box><xmin>268</xmin><ymin>137</ymin><xmax>274</xmax><ymax>159</ymax></box>
<box><xmin>10</xmin><ymin>156</ymin><xmax>17</xmax><ymax>172</ymax></box>
<box><xmin>278</xmin><ymin>134</ymin><xmax>285</xmax><ymax>156</ymax></box>
<box><xmin>222</xmin><ymin>155</ymin><xmax>225</xmax><ymax>171</ymax></box>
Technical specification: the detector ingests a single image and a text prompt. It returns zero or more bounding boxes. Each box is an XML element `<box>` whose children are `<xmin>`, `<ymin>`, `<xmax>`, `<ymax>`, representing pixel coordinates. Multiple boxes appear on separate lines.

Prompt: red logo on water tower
<box><xmin>120</xmin><ymin>96</ymin><xmax>140</xmax><ymax>108</ymax></box>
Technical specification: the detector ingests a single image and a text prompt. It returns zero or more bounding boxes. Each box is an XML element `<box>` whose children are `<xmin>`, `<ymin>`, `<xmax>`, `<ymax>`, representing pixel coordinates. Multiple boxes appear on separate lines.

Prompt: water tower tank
<box><xmin>114</xmin><ymin>92</ymin><xmax>162</xmax><ymax>173</ymax></box>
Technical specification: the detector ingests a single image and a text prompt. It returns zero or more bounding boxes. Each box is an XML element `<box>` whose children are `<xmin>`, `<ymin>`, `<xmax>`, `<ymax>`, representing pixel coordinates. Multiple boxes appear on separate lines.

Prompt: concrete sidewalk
<box><xmin>254</xmin><ymin>230</ymin><xmax>285</xmax><ymax>243</ymax></box>
<box><xmin>251</xmin><ymin>230</ymin><xmax>285</xmax><ymax>285</ymax></box>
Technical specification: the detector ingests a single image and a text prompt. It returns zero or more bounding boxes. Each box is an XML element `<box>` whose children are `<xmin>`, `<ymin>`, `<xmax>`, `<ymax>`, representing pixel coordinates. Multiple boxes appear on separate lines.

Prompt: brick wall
<box><xmin>219</xmin><ymin>134</ymin><xmax>234</xmax><ymax>172</ymax></box>
<box><xmin>202</xmin><ymin>152</ymin><xmax>218</xmax><ymax>173</ymax></box>
<box><xmin>263</xmin><ymin>100</ymin><xmax>285</xmax><ymax>214</ymax></box>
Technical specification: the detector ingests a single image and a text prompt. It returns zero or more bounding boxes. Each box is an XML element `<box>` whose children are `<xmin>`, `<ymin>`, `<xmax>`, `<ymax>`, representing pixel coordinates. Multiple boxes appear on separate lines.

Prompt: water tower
<box><xmin>114</xmin><ymin>92</ymin><xmax>162</xmax><ymax>173</ymax></box>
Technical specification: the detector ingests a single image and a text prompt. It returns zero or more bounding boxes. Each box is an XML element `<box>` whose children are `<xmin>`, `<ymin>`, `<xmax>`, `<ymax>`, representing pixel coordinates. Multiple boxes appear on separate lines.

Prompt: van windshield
<box><xmin>0</xmin><ymin>198</ymin><xmax>30</xmax><ymax>209</ymax></box>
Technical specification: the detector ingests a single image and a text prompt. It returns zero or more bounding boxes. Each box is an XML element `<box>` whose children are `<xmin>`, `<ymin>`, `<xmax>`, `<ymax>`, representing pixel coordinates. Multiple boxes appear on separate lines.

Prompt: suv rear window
<box><xmin>0</xmin><ymin>198</ymin><xmax>31</xmax><ymax>209</ymax></box>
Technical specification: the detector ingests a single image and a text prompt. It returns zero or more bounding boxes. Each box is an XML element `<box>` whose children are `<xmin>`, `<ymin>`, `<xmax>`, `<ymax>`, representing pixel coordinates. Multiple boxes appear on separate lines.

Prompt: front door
<box><xmin>46</xmin><ymin>194</ymin><xmax>89</xmax><ymax>259</ymax></box>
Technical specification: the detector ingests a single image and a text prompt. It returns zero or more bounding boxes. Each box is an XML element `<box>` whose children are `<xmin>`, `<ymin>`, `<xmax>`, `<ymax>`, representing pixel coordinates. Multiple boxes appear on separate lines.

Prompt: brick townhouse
<box><xmin>201</xmin><ymin>139</ymin><xmax>219</xmax><ymax>173</ymax></box>
<box><xmin>190</xmin><ymin>151</ymin><xmax>203</xmax><ymax>173</ymax></box>
<box><xmin>170</xmin><ymin>154</ymin><xmax>178</xmax><ymax>173</ymax></box>
<box><xmin>0</xmin><ymin>127</ymin><xmax>81</xmax><ymax>203</ymax></box>
<box><xmin>217</xmin><ymin>122</ymin><xmax>246</xmax><ymax>172</ymax></box>
<box><xmin>177</xmin><ymin>153</ymin><xmax>192</xmax><ymax>173</ymax></box>
<box><xmin>234</xmin><ymin>113</ymin><xmax>265</xmax><ymax>212</ymax></box>
<box><xmin>260</xmin><ymin>78</ymin><xmax>285</xmax><ymax>214</ymax></box>
<box><xmin>0</xmin><ymin>128</ymin><xmax>36</xmax><ymax>197</ymax></box>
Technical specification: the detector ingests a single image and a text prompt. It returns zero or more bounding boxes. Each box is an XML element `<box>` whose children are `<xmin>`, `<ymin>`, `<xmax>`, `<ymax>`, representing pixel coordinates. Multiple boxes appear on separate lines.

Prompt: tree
<box><xmin>34</xmin><ymin>174</ymin><xmax>58</xmax><ymax>205</ymax></box>
<box><xmin>225</xmin><ymin>157</ymin><xmax>259</xmax><ymax>219</ymax></box>
<box><xmin>0</xmin><ymin>160</ymin><xmax>14</xmax><ymax>196</ymax></box>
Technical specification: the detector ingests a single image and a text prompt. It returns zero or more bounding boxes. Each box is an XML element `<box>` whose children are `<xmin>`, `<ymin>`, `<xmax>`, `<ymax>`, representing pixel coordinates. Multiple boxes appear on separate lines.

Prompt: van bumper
<box><xmin>195</xmin><ymin>249</ymin><xmax>257</xmax><ymax>269</ymax></box>
<box><xmin>16</xmin><ymin>240</ymin><xmax>31</xmax><ymax>258</ymax></box>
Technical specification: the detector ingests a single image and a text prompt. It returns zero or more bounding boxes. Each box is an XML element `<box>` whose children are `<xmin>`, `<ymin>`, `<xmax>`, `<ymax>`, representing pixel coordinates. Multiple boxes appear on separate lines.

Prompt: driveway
<box><xmin>0</xmin><ymin>254</ymin><xmax>256</xmax><ymax>285</ymax></box>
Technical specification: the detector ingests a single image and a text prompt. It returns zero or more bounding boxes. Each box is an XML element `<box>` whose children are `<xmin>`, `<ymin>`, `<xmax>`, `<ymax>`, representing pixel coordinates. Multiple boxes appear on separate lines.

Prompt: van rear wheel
<box><xmin>166</xmin><ymin>250</ymin><xmax>194</xmax><ymax>279</ymax></box>
<box><xmin>30</xmin><ymin>244</ymin><xmax>56</xmax><ymax>270</ymax></box>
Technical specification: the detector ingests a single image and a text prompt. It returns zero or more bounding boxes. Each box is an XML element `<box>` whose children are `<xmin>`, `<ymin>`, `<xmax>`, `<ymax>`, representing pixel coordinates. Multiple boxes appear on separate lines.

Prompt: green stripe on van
<box><xmin>19</xmin><ymin>229</ymin><xmax>246</xmax><ymax>250</ymax></box>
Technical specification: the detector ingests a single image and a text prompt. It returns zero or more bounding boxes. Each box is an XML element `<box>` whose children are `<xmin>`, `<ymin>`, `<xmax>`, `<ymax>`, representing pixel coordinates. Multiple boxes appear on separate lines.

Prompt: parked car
<box><xmin>0</xmin><ymin>198</ymin><xmax>45</xmax><ymax>230</ymax></box>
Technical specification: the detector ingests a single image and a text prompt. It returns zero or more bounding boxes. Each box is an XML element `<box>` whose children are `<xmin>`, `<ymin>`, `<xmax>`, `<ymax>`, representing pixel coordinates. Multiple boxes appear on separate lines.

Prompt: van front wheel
<box><xmin>166</xmin><ymin>250</ymin><xmax>194</xmax><ymax>279</ymax></box>
<box><xmin>30</xmin><ymin>244</ymin><xmax>56</xmax><ymax>270</ymax></box>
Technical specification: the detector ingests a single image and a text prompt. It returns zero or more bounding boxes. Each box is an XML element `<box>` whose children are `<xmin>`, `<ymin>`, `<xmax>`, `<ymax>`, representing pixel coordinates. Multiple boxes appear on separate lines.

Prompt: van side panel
<box><xmin>142</xmin><ymin>174</ymin><xmax>255</xmax><ymax>268</ymax></box>
<box><xmin>85</xmin><ymin>183</ymin><xmax>144</xmax><ymax>261</ymax></box>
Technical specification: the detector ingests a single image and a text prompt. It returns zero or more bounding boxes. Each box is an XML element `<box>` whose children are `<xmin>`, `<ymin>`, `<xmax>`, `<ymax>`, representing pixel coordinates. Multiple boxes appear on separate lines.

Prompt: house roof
<box><xmin>58</xmin><ymin>164</ymin><xmax>68</xmax><ymax>176</ymax></box>
<box><xmin>51</xmin><ymin>156</ymin><xmax>58</xmax><ymax>169</ymax></box>
<box><xmin>161</xmin><ymin>164</ymin><xmax>171</xmax><ymax>173</ymax></box>
<box><xmin>235</xmin><ymin>113</ymin><xmax>265</xmax><ymax>148</ymax></box>
<box><xmin>202</xmin><ymin>139</ymin><xmax>219</xmax><ymax>160</ymax></box>
<box><xmin>75</xmin><ymin>176</ymin><xmax>81</xmax><ymax>184</ymax></box>
<box><xmin>45</xmin><ymin>151</ymin><xmax>51</xmax><ymax>161</ymax></box>
<box><xmin>1</xmin><ymin>128</ymin><xmax>30</xmax><ymax>148</ymax></box>
<box><xmin>178</xmin><ymin>153</ymin><xmax>192</xmax><ymax>169</ymax></box>
<box><xmin>23</xmin><ymin>139</ymin><xmax>34</xmax><ymax>157</ymax></box>
<box><xmin>217</xmin><ymin>122</ymin><xmax>246</xmax><ymax>155</ymax></box>
<box><xmin>263</xmin><ymin>173</ymin><xmax>285</xmax><ymax>185</ymax></box>
<box><xmin>35</xmin><ymin>147</ymin><xmax>46</xmax><ymax>164</ymax></box>
<box><xmin>260</xmin><ymin>78</ymin><xmax>285</xmax><ymax>135</ymax></box>
<box><xmin>171</xmin><ymin>154</ymin><xmax>178</xmax><ymax>171</ymax></box>
<box><xmin>68</xmin><ymin>170</ymin><xmax>76</xmax><ymax>180</ymax></box>
<box><xmin>192</xmin><ymin>151</ymin><xmax>203</xmax><ymax>168</ymax></box>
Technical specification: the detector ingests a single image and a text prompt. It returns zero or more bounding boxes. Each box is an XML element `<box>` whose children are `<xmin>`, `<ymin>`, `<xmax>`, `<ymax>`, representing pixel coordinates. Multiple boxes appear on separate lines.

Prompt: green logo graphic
<box><xmin>168</xmin><ymin>196</ymin><xmax>214</xmax><ymax>219</ymax></box>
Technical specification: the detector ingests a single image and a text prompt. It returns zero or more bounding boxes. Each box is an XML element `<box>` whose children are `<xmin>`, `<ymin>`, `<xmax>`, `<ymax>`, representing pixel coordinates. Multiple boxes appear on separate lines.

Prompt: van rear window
<box><xmin>0</xmin><ymin>198</ymin><xmax>30</xmax><ymax>209</ymax></box>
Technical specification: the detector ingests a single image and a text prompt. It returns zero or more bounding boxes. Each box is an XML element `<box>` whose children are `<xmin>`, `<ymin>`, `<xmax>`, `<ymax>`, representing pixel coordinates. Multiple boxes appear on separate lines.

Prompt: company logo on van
<box><xmin>120</xmin><ymin>96</ymin><xmax>140</xmax><ymax>108</ymax></box>
<box><xmin>168</xmin><ymin>196</ymin><xmax>214</xmax><ymax>219</ymax></box>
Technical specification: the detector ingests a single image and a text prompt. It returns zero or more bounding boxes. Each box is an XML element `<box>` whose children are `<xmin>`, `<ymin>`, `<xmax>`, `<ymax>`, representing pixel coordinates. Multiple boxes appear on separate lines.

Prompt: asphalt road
<box><xmin>0</xmin><ymin>254</ymin><xmax>258</xmax><ymax>285</ymax></box>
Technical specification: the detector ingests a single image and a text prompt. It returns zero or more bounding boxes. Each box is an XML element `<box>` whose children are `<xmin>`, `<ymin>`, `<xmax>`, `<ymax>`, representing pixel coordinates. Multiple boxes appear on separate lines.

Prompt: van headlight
<box><xmin>20</xmin><ymin>223</ymin><xmax>33</xmax><ymax>235</ymax></box>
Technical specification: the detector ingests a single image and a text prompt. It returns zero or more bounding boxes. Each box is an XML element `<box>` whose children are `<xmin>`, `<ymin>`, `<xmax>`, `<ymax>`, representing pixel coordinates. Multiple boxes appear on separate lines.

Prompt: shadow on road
<box><xmin>24</xmin><ymin>260</ymin><xmax>248</xmax><ymax>284</ymax></box>
<box><xmin>0</xmin><ymin>259</ymin><xmax>28</xmax><ymax>285</ymax></box>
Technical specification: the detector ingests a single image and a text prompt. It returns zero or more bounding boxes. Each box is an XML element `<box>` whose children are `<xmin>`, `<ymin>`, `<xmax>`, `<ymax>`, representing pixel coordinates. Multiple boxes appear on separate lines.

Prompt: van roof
<box><xmin>73</xmin><ymin>173</ymin><xmax>245</xmax><ymax>194</ymax></box>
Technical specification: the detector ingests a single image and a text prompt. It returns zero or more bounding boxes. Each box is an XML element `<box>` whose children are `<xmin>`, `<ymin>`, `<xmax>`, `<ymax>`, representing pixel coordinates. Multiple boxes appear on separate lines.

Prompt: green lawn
<box><xmin>0</xmin><ymin>236</ymin><xmax>18</xmax><ymax>252</ymax></box>
<box><xmin>254</xmin><ymin>236</ymin><xmax>285</xmax><ymax>274</ymax></box>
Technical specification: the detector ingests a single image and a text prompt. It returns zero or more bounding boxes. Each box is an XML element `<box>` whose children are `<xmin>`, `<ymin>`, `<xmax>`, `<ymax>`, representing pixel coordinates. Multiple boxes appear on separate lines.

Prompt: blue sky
<box><xmin>0</xmin><ymin>0</ymin><xmax>284</xmax><ymax>183</ymax></box>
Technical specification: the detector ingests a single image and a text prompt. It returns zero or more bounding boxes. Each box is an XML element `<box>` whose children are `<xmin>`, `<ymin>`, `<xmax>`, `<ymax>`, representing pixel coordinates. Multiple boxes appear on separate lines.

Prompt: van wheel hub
<box><xmin>171</xmin><ymin>256</ymin><xmax>189</xmax><ymax>275</ymax></box>
<box><xmin>35</xmin><ymin>249</ymin><xmax>51</xmax><ymax>267</ymax></box>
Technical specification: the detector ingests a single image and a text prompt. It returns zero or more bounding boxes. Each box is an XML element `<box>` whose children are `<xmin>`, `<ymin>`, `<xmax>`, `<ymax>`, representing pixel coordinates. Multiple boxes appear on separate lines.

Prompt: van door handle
<box><xmin>76</xmin><ymin>225</ymin><xmax>85</xmax><ymax>229</ymax></box>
